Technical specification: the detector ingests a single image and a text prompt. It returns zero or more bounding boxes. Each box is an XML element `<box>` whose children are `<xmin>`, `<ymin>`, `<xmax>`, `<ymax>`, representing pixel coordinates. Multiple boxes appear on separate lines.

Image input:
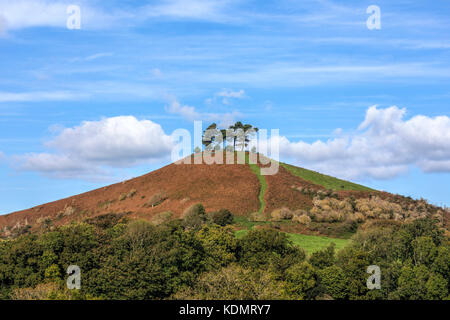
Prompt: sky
<box><xmin>0</xmin><ymin>0</ymin><xmax>449</xmax><ymax>214</ymax></box>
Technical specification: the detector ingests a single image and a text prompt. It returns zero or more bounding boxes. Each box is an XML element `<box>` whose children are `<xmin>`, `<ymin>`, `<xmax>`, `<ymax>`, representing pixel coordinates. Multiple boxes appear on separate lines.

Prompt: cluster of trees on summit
<box><xmin>200</xmin><ymin>121</ymin><xmax>258</xmax><ymax>152</ymax></box>
<box><xmin>0</xmin><ymin>204</ymin><xmax>448</xmax><ymax>300</ymax></box>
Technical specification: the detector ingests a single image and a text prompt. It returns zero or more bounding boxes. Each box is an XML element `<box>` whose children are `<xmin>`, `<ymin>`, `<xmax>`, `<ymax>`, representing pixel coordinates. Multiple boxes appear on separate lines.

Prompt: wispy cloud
<box><xmin>197</xmin><ymin>62</ymin><xmax>450</xmax><ymax>87</ymax></box>
<box><xmin>0</xmin><ymin>0</ymin><xmax>124</xmax><ymax>31</ymax></box>
<box><xmin>165</xmin><ymin>96</ymin><xmax>241</xmax><ymax>127</ymax></box>
<box><xmin>0</xmin><ymin>91</ymin><xmax>88</xmax><ymax>102</ymax></box>
<box><xmin>302</xmin><ymin>37</ymin><xmax>450</xmax><ymax>50</ymax></box>
<box><xmin>206</xmin><ymin>89</ymin><xmax>246</xmax><ymax>105</ymax></box>
<box><xmin>141</xmin><ymin>0</ymin><xmax>237</xmax><ymax>22</ymax></box>
<box><xmin>69</xmin><ymin>52</ymin><xmax>114</xmax><ymax>63</ymax></box>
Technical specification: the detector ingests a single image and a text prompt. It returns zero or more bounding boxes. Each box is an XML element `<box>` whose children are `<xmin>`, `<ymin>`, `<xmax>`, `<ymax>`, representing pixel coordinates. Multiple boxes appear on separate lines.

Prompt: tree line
<box><xmin>0</xmin><ymin>207</ymin><xmax>448</xmax><ymax>300</ymax></box>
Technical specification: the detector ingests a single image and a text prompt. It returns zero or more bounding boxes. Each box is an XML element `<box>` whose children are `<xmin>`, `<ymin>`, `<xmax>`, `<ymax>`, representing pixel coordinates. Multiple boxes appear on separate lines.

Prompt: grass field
<box><xmin>234</xmin><ymin>228</ymin><xmax>349</xmax><ymax>254</ymax></box>
<box><xmin>281</xmin><ymin>162</ymin><xmax>375</xmax><ymax>192</ymax></box>
<box><xmin>286</xmin><ymin>232</ymin><xmax>349</xmax><ymax>254</ymax></box>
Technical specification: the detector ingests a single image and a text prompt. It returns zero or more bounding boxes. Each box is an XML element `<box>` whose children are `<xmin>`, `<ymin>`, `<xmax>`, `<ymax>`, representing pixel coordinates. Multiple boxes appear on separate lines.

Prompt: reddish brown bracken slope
<box><xmin>0</xmin><ymin>155</ymin><xmax>373</xmax><ymax>233</ymax></box>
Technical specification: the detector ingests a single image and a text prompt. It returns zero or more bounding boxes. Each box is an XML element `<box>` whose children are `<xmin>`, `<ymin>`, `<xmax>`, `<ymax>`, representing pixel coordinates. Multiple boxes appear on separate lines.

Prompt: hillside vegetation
<box><xmin>235</xmin><ymin>229</ymin><xmax>349</xmax><ymax>254</ymax></box>
<box><xmin>281</xmin><ymin>163</ymin><xmax>375</xmax><ymax>192</ymax></box>
<box><xmin>0</xmin><ymin>208</ymin><xmax>448</xmax><ymax>300</ymax></box>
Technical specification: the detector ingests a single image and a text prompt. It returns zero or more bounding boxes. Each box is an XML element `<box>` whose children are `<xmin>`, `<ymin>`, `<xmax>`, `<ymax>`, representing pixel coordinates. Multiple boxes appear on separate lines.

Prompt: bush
<box><xmin>118</xmin><ymin>193</ymin><xmax>127</xmax><ymax>201</ymax></box>
<box><xmin>271</xmin><ymin>208</ymin><xmax>293</xmax><ymax>221</ymax></box>
<box><xmin>119</xmin><ymin>189</ymin><xmax>137</xmax><ymax>201</ymax></box>
<box><xmin>173</xmin><ymin>264</ymin><xmax>287</xmax><ymax>300</ymax></box>
<box><xmin>208</xmin><ymin>209</ymin><xmax>234</xmax><ymax>226</ymax></box>
<box><xmin>285</xmin><ymin>262</ymin><xmax>317</xmax><ymax>299</ymax></box>
<box><xmin>249</xmin><ymin>212</ymin><xmax>266</xmax><ymax>222</ymax></box>
<box><xmin>309</xmin><ymin>243</ymin><xmax>335</xmax><ymax>269</ymax></box>
<box><xmin>127</xmin><ymin>189</ymin><xmax>137</xmax><ymax>198</ymax></box>
<box><xmin>195</xmin><ymin>225</ymin><xmax>238</xmax><ymax>269</ymax></box>
<box><xmin>151</xmin><ymin>211</ymin><xmax>173</xmax><ymax>225</ymax></box>
<box><xmin>183</xmin><ymin>204</ymin><xmax>208</xmax><ymax>230</ymax></box>
<box><xmin>11</xmin><ymin>283</ymin><xmax>60</xmax><ymax>300</ymax></box>
<box><xmin>238</xmin><ymin>229</ymin><xmax>305</xmax><ymax>269</ymax></box>
<box><xmin>144</xmin><ymin>191</ymin><xmax>167</xmax><ymax>208</ymax></box>
<box><xmin>318</xmin><ymin>265</ymin><xmax>348</xmax><ymax>299</ymax></box>
<box><xmin>293</xmin><ymin>214</ymin><xmax>311</xmax><ymax>225</ymax></box>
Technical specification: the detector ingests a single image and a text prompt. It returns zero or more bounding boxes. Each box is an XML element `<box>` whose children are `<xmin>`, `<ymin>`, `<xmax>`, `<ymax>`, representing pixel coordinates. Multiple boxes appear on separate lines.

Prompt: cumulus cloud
<box><xmin>17</xmin><ymin>116</ymin><xmax>174</xmax><ymax>179</ymax></box>
<box><xmin>275</xmin><ymin>106</ymin><xmax>450</xmax><ymax>180</ymax></box>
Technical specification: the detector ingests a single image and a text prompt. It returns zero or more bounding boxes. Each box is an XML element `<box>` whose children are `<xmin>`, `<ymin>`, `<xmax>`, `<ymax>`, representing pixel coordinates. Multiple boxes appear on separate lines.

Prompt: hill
<box><xmin>0</xmin><ymin>152</ymin><xmax>447</xmax><ymax>238</ymax></box>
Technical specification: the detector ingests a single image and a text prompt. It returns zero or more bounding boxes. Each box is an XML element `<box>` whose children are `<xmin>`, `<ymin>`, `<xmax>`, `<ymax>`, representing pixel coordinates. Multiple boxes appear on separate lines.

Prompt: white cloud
<box><xmin>165</xmin><ymin>99</ymin><xmax>200</xmax><ymax>121</ymax></box>
<box><xmin>216</xmin><ymin>89</ymin><xmax>245</xmax><ymax>105</ymax></box>
<box><xmin>274</xmin><ymin>106</ymin><xmax>450</xmax><ymax>180</ymax></box>
<box><xmin>18</xmin><ymin>153</ymin><xmax>109</xmax><ymax>180</ymax></box>
<box><xmin>0</xmin><ymin>0</ymin><xmax>120</xmax><ymax>31</ymax></box>
<box><xmin>199</xmin><ymin>63</ymin><xmax>450</xmax><ymax>88</ymax></box>
<box><xmin>69</xmin><ymin>52</ymin><xmax>114</xmax><ymax>63</ymax></box>
<box><xmin>17</xmin><ymin>116</ymin><xmax>174</xmax><ymax>179</ymax></box>
<box><xmin>143</xmin><ymin>0</ymin><xmax>233</xmax><ymax>22</ymax></box>
<box><xmin>0</xmin><ymin>91</ymin><xmax>87</xmax><ymax>102</ymax></box>
<box><xmin>165</xmin><ymin>97</ymin><xmax>241</xmax><ymax>127</ymax></box>
<box><xmin>0</xmin><ymin>0</ymin><xmax>236</xmax><ymax>33</ymax></box>
<box><xmin>0</xmin><ymin>0</ymin><xmax>67</xmax><ymax>30</ymax></box>
<box><xmin>217</xmin><ymin>89</ymin><xmax>245</xmax><ymax>99</ymax></box>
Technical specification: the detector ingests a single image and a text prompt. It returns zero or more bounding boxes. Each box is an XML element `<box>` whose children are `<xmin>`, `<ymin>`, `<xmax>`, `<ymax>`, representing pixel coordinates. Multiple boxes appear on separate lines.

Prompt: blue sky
<box><xmin>0</xmin><ymin>0</ymin><xmax>449</xmax><ymax>214</ymax></box>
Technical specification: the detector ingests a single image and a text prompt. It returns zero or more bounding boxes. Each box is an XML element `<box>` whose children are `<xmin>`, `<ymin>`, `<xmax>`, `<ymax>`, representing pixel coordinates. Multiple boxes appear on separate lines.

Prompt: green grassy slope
<box><xmin>234</xmin><ymin>229</ymin><xmax>349</xmax><ymax>254</ymax></box>
<box><xmin>286</xmin><ymin>233</ymin><xmax>349</xmax><ymax>254</ymax></box>
<box><xmin>281</xmin><ymin>162</ymin><xmax>375</xmax><ymax>192</ymax></box>
<box><xmin>249</xmin><ymin>163</ymin><xmax>267</xmax><ymax>214</ymax></box>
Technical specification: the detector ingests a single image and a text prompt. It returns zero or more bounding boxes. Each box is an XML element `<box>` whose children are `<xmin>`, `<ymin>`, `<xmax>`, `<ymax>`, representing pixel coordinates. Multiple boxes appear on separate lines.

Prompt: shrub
<box><xmin>426</xmin><ymin>273</ymin><xmax>448</xmax><ymax>300</ymax></box>
<box><xmin>293</xmin><ymin>214</ymin><xmax>311</xmax><ymax>225</ymax></box>
<box><xmin>309</xmin><ymin>243</ymin><xmax>335</xmax><ymax>269</ymax></box>
<box><xmin>249</xmin><ymin>212</ymin><xmax>266</xmax><ymax>222</ymax></box>
<box><xmin>44</xmin><ymin>264</ymin><xmax>61</xmax><ymax>281</ymax></box>
<box><xmin>238</xmin><ymin>229</ymin><xmax>304</xmax><ymax>269</ymax></box>
<box><xmin>127</xmin><ymin>189</ymin><xmax>137</xmax><ymax>198</ymax></box>
<box><xmin>11</xmin><ymin>283</ymin><xmax>60</xmax><ymax>300</ymax></box>
<box><xmin>151</xmin><ymin>211</ymin><xmax>173</xmax><ymax>225</ymax></box>
<box><xmin>118</xmin><ymin>193</ymin><xmax>127</xmax><ymax>201</ymax></box>
<box><xmin>61</xmin><ymin>205</ymin><xmax>77</xmax><ymax>216</ymax></box>
<box><xmin>144</xmin><ymin>191</ymin><xmax>167</xmax><ymax>208</ymax></box>
<box><xmin>173</xmin><ymin>264</ymin><xmax>287</xmax><ymax>300</ymax></box>
<box><xmin>208</xmin><ymin>209</ymin><xmax>234</xmax><ymax>226</ymax></box>
<box><xmin>318</xmin><ymin>265</ymin><xmax>348</xmax><ymax>299</ymax></box>
<box><xmin>271</xmin><ymin>208</ymin><xmax>293</xmax><ymax>221</ymax></box>
<box><xmin>351</xmin><ymin>212</ymin><xmax>366</xmax><ymax>223</ymax></box>
<box><xmin>195</xmin><ymin>225</ymin><xmax>238</xmax><ymax>268</ymax></box>
<box><xmin>183</xmin><ymin>204</ymin><xmax>208</xmax><ymax>230</ymax></box>
<box><xmin>285</xmin><ymin>262</ymin><xmax>317</xmax><ymax>299</ymax></box>
<box><xmin>119</xmin><ymin>189</ymin><xmax>137</xmax><ymax>201</ymax></box>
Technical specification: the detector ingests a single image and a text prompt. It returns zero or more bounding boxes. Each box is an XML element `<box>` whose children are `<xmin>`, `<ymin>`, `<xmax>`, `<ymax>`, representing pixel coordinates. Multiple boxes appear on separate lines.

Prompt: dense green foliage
<box><xmin>208</xmin><ymin>209</ymin><xmax>234</xmax><ymax>227</ymax></box>
<box><xmin>234</xmin><ymin>229</ymin><xmax>349</xmax><ymax>255</ymax></box>
<box><xmin>0</xmin><ymin>213</ymin><xmax>447</xmax><ymax>300</ymax></box>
